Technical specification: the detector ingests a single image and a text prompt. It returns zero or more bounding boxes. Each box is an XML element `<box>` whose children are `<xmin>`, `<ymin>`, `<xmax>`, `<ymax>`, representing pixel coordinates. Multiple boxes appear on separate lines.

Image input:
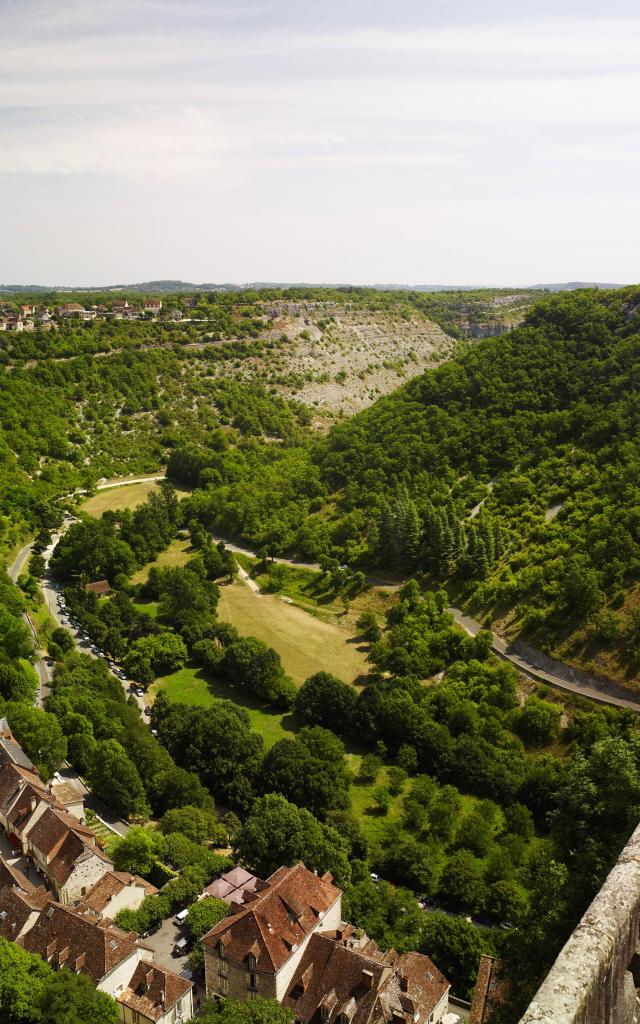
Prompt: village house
<box><xmin>0</xmin><ymin>729</ymin><xmax>193</xmax><ymax>1019</ymax></box>
<box><xmin>0</xmin><ymin>882</ymin><xmax>48</xmax><ymax>940</ymax></box>
<box><xmin>85</xmin><ymin>579</ymin><xmax>112</xmax><ymax>596</ymax></box>
<box><xmin>202</xmin><ymin>864</ymin><xmax>451</xmax><ymax>1024</ymax></box>
<box><xmin>23</xmin><ymin>804</ymin><xmax>113</xmax><ymax>904</ymax></box>
<box><xmin>56</xmin><ymin>302</ymin><xmax>86</xmax><ymax>318</ymax></box>
<box><xmin>77</xmin><ymin>870</ymin><xmax>158</xmax><ymax>921</ymax></box>
<box><xmin>144</xmin><ymin>299</ymin><xmax>163</xmax><ymax>312</ymax></box>
<box><xmin>22</xmin><ymin>899</ymin><xmax>151</xmax><ymax>993</ymax></box>
<box><xmin>118</xmin><ymin>961</ymin><xmax>193</xmax><ymax>1024</ymax></box>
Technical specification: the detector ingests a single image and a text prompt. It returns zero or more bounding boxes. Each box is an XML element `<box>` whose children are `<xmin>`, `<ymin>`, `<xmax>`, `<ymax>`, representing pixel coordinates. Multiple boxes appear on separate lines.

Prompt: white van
<box><xmin>174</xmin><ymin>908</ymin><xmax>189</xmax><ymax>926</ymax></box>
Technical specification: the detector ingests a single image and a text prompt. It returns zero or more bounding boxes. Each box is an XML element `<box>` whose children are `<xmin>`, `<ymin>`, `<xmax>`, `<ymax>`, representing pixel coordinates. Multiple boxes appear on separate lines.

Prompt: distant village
<box><xmin>0</xmin><ymin>298</ymin><xmax>186</xmax><ymax>332</ymax></box>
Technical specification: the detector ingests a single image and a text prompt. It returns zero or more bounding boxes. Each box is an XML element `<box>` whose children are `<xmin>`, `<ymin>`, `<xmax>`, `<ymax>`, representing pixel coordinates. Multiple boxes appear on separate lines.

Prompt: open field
<box><xmin>151</xmin><ymin>665</ymin><xmax>299</xmax><ymax>748</ymax></box>
<box><xmin>81</xmin><ymin>481</ymin><xmax>190</xmax><ymax>517</ymax></box>
<box><xmin>130</xmin><ymin>537</ymin><xmax>193</xmax><ymax>585</ymax></box>
<box><xmin>217</xmin><ymin>580</ymin><xmax>371</xmax><ymax>685</ymax></box>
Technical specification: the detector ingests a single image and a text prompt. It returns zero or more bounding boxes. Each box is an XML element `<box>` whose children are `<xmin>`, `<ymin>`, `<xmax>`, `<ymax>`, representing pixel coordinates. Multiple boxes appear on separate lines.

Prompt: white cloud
<box><xmin>0</xmin><ymin>0</ymin><xmax>638</xmax><ymax>282</ymax></box>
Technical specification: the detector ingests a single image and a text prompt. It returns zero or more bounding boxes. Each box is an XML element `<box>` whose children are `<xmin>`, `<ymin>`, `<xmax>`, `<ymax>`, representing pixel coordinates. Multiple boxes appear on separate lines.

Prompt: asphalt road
<box><xmin>212</xmin><ymin>534</ymin><xmax>640</xmax><ymax>712</ymax></box>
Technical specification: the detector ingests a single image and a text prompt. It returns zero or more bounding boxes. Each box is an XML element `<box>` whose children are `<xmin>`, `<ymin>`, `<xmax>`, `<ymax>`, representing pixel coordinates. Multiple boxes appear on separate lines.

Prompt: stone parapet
<box><xmin>520</xmin><ymin>822</ymin><xmax>640</xmax><ymax>1024</ymax></box>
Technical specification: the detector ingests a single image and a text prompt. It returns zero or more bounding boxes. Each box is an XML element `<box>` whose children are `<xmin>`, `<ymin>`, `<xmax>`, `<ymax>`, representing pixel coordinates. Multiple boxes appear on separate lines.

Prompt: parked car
<box><xmin>135</xmin><ymin>688</ymin><xmax>145</xmax><ymax>697</ymax></box>
<box><xmin>172</xmin><ymin>937</ymin><xmax>190</xmax><ymax>957</ymax></box>
<box><xmin>144</xmin><ymin>707</ymin><xmax>152</xmax><ymax>717</ymax></box>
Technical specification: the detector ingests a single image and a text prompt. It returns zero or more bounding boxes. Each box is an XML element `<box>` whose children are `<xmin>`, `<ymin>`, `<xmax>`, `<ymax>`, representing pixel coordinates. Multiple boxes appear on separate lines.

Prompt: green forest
<box><xmin>170</xmin><ymin>287</ymin><xmax>640</xmax><ymax>682</ymax></box>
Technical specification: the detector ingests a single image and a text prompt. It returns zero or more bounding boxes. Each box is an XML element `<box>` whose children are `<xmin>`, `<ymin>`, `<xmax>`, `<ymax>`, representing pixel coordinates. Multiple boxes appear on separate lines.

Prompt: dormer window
<box><xmin>320</xmin><ymin>1009</ymin><xmax>329</xmax><ymax>1022</ymax></box>
<box><xmin>219</xmin><ymin>942</ymin><xmax>226</xmax><ymax>960</ymax></box>
<box><xmin>247</xmin><ymin>954</ymin><xmax>256</xmax><ymax>970</ymax></box>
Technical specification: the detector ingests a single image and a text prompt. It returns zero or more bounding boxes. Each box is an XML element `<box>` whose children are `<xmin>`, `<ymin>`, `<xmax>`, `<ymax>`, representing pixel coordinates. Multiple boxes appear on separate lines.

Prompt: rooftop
<box><xmin>119</xmin><ymin>962</ymin><xmax>192</xmax><ymax>1022</ymax></box>
<box><xmin>202</xmin><ymin>863</ymin><xmax>341</xmax><ymax>972</ymax></box>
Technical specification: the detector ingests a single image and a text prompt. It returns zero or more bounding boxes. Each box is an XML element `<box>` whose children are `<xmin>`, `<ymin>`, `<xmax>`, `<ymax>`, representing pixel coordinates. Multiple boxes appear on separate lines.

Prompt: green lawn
<box><xmin>81</xmin><ymin>481</ymin><xmax>190</xmax><ymax>518</ymax></box>
<box><xmin>130</xmin><ymin>537</ymin><xmax>193</xmax><ymax>585</ymax></box>
<box><xmin>132</xmin><ymin>600</ymin><xmax>159</xmax><ymax>619</ymax></box>
<box><xmin>151</xmin><ymin>664</ymin><xmax>300</xmax><ymax>748</ymax></box>
<box><xmin>217</xmin><ymin>580</ymin><xmax>370</xmax><ymax>686</ymax></box>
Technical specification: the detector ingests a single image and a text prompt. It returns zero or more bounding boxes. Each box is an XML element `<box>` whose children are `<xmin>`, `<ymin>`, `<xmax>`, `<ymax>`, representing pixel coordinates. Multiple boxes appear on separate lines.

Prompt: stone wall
<box><xmin>519</xmin><ymin>821</ymin><xmax>640</xmax><ymax>1024</ymax></box>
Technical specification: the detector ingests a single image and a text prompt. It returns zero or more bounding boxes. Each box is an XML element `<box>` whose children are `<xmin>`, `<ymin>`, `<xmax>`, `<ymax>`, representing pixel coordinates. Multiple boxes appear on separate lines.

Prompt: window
<box><xmin>219</xmin><ymin>961</ymin><xmax>228</xmax><ymax>978</ymax></box>
<box><xmin>80</xmin><ymin>887</ymin><xmax>86</xmax><ymax>896</ymax></box>
<box><xmin>248</xmin><ymin>972</ymin><xmax>258</xmax><ymax>990</ymax></box>
<box><xmin>219</xmin><ymin>943</ymin><xmax>226</xmax><ymax>960</ymax></box>
<box><xmin>133</xmin><ymin>1013</ymin><xmax>141</xmax><ymax>1024</ymax></box>
<box><xmin>220</xmin><ymin>976</ymin><xmax>229</xmax><ymax>995</ymax></box>
<box><xmin>247</xmin><ymin>954</ymin><xmax>257</xmax><ymax>970</ymax></box>
<box><xmin>320</xmin><ymin>1009</ymin><xmax>329</xmax><ymax>1022</ymax></box>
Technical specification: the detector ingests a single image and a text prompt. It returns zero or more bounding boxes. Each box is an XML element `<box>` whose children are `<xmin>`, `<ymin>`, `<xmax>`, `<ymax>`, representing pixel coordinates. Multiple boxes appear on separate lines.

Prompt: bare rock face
<box><xmin>520</xmin><ymin>823</ymin><xmax>640</xmax><ymax>1024</ymax></box>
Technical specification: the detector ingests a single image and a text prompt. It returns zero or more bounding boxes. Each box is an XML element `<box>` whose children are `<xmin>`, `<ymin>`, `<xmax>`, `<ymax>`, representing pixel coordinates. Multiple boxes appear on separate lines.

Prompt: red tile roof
<box><xmin>21</xmin><ymin>901</ymin><xmax>139</xmax><ymax>983</ymax></box>
<box><xmin>283</xmin><ymin>938</ymin><xmax>449</xmax><ymax>1024</ymax></box>
<box><xmin>0</xmin><ymin>856</ymin><xmax>39</xmax><ymax>894</ymax></box>
<box><xmin>202</xmin><ymin>863</ymin><xmax>341</xmax><ymax>972</ymax></box>
<box><xmin>0</xmin><ymin>883</ymin><xmax>49</xmax><ymax>940</ymax></box>
<box><xmin>79</xmin><ymin>871</ymin><xmax>157</xmax><ymax>916</ymax></box>
<box><xmin>469</xmin><ymin>955</ymin><xmax>506</xmax><ymax>1024</ymax></box>
<box><xmin>119</xmin><ymin>962</ymin><xmax>192</xmax><ymax>1022</ymax></box>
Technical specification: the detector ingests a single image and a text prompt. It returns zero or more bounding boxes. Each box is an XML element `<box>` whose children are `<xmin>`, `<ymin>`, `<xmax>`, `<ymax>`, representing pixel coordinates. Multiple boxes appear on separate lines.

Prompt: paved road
<box><xmin>448</xmin><ymin>606</ymin><xmax>640</xmax><ymax>711</ymax></box>
<box><xmin>213</xmin><ymin>534</ymin><xmax>640</xmax><ymax>712</ymax></box>
<box><xmin>94</xmin><ymin>475</ymin><xmax>165</xmax><ymax>491</ymax></box>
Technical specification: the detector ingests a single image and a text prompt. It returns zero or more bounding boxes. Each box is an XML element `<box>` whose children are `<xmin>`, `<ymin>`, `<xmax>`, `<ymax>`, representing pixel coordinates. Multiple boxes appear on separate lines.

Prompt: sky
<box><xmin>1</xmin><ymin>0</ymin><xmax>639</xmax><ymax>286</ymax></box>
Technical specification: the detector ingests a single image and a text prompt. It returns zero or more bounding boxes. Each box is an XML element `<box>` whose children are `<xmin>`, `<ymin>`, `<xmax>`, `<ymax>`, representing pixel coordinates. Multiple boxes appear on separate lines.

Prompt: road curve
<box><xmin>448</xmin><ymin>606</ymin><xmax>640</xmax><ymax>711</ymax></box>
<box><xmin>213</xmin><ymin>534</ymin><xmax>640</xmax><ymax>711</ymax></box>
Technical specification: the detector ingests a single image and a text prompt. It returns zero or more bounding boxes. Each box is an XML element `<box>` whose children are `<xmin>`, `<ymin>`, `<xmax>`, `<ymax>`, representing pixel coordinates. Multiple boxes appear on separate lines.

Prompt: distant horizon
<box><xmin>2</xmin><ymin>0</ymin><xmax>639</xmax><ymax>284</ymax></box>
<box><xmin>0</xmin><ymin>278</ymin><xmax>630</xmax><ymax>293</ymax></box>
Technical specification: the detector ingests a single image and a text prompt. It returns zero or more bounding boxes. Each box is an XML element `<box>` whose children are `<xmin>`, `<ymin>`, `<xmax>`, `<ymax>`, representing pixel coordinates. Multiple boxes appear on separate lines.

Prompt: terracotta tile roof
<box><xmin>202</xmin><ymin>863</ymin><xmax>341</xmax><ymax>972</ymax></box>
<box><xmin>0</xmin><ymin>856</ymin><xmax>39</xmax><ymax>894</ymax></box>
<box><xmin>3</xmin><ymin>776</ymin><xmax>58</xmax><ymax>834</ymax></box>
<box><xmin>79</xmin><ymin>871</ymin><xmax>157</xmax><ymax>915</ymax></box>
<box><xmin>283</xmin><ymin>932</ymin><xmax>386</xmax><ymax>1024</ymax></box>
<box><xmin>26</xmin><ymin>805</ymin><xmax>95</xmax><ymax>859</ymax></box>
<box><xmin>469</xmin><ymin>955</ymin><xmax>506</xmax><ymax>1024</ymax></box>
<box><xmin>119</xmin><ymin>962</ymin><xmax>192</xmax><ymax>1022</ymax></box>
<box><xmin>21</xmin><ymin>901</ymin><xmax>139</xmax><ymax>983</ymax></box>
<box><xmin>84</xmin><ymin>580</ymin><xmax>111</xmax><ymax>595</ymax></box>
<box><xmin>283</xmin><ymin>937</ymin><xmax>449</xmax><ymax>1024</ymax></box>
<box><xmin>378</xmin><ymin>952</ymin><xmax>450</xmax><ymax>1024</ymax></box>
<box><xmin>204</xmin><ymin>866</ymin><xmax>266</xmax><ymax>905</ymax></box>
<box><xmin>0</xmin><ymin>883</ymin><xmax>49</xmax><ymax>940</ymax></box>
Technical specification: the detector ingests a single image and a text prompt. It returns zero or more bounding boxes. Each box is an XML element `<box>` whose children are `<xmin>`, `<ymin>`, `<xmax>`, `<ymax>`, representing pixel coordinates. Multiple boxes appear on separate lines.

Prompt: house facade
<box><xmin>202</xmin><ymin>864</ymin><xmax>450</xmax><ymax>1024</ymax></box>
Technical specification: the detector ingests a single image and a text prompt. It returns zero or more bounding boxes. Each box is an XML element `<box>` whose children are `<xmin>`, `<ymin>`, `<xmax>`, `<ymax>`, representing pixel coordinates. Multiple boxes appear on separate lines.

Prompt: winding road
<box><xmin>212</xmin><ymin>534</ymin><xmax>640</xmax><ymax>711</ymax></box>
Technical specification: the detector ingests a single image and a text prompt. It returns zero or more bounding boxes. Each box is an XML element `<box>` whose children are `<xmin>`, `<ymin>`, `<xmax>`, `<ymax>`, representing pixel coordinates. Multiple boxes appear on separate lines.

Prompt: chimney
<box><xmin>362</xmin><ymin>970</ymin><xmax>374</xmax><ymax>991</ymax></box>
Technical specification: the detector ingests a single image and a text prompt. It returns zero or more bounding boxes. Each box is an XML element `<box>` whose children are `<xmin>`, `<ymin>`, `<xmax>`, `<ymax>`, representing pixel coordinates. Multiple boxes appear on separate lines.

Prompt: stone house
<box><xmin>24</xmin><ymin>805</ymin><xmax>113</xmax><ymax>904</ymax></box>
<box><xmin>202</xmin><ymin>863</ymin><xmax>342</xmax><ymax>1001</ymax></box>
<box><xmin>0</xmin><ymin>882</ymin><xmax>48</xmax><ymax>940</ymax></box>
<box><xmin>202</xmin><ymin>864</ymin><xmax>450</xmax><ymax>1024</ymax></box>
<box><xmin>78</xmin><ymin>870</ymin><xmax>158</xmax><ymax>921</ymax></box>
<box><xmin>21</xmin><ymin>899</ymin><xmax>150</xmax><ymax>995</ymax></box>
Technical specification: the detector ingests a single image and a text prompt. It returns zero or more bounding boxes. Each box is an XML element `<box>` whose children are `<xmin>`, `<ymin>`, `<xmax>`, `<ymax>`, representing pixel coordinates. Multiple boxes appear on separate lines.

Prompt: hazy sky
<box><xmin>1</xmin><ymin>0</ymin><xmax>639</xmax><ymax>286</ymax></box>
